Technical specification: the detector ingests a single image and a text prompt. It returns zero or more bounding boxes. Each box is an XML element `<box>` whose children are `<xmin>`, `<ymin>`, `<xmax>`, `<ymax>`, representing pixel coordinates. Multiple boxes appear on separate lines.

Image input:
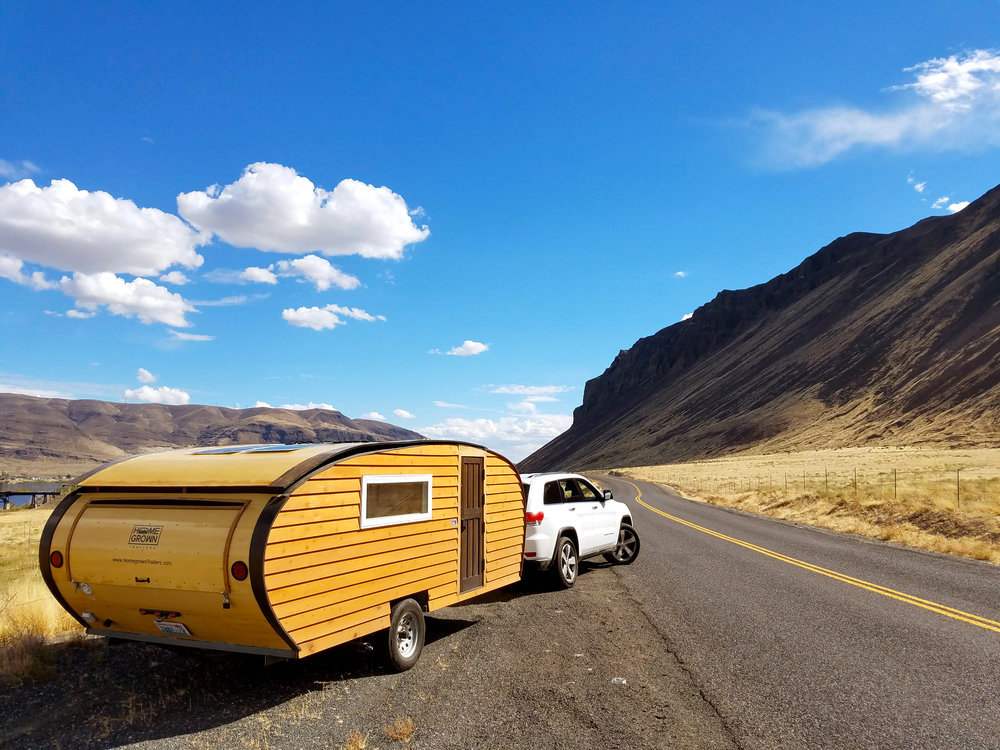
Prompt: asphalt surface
<box><xmin>598</xmin><ymin>475</ymin><xmax>1000</xmax><ymax>750</ymax></box>
<box><xmin>1</xmin><ymin>548</ymin><xmax>732</xmax><ymax>749</ymax></box>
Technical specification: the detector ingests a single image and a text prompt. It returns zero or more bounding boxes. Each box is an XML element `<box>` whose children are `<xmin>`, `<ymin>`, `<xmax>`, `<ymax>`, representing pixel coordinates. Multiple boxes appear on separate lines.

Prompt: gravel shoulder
<box><xmin>1</xmin><ymin>561</ymin><xmax>734</xmax><ymax>750</ymax></box>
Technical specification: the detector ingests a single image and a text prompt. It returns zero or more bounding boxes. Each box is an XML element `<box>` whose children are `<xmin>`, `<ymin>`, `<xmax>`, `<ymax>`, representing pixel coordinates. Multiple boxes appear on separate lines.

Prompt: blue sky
<box><xmin>1</xmin><ymin>3</ymin><xmax>999</xmax><ymax>461</ymax></box>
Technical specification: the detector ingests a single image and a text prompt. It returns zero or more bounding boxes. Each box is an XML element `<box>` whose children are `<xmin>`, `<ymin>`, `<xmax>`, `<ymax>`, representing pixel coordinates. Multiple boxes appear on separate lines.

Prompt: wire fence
<box><xmin>665</xmin><ymin>468</ymin><xmax>1000</xmax><ymax>512</ymax></box>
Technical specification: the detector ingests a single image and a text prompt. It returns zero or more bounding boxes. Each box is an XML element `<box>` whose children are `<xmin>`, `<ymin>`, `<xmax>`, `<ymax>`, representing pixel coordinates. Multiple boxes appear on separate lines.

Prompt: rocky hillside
<box><xmin>0</xmin><ymin>393</ymin><xmax>423</xmax><ymax>470</ymax></box>
<box><xmin>522</xmin><ymin>184</ymin><xmax>1000</xmax><ymax>471</ymax></box>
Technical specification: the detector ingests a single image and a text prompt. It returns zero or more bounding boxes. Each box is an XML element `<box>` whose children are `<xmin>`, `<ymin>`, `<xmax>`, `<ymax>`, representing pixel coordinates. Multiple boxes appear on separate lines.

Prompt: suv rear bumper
<box><xmin>523</xmin><ymin>528</ymin><xmax>556</xmax><ymax>566</ymax></box>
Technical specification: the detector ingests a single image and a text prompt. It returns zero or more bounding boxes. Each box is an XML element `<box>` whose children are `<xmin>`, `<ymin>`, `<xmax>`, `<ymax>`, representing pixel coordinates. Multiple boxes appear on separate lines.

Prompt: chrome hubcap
<box><xmin>396</xmin><ymin>613</ymin><xmax>417</xmax><ymax>658</ymax></box>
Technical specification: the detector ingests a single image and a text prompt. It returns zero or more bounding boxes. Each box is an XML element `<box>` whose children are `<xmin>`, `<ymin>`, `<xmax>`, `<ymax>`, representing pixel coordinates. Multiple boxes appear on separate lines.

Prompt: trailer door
<box><xmin>460</xmin><ymin>457</ymin><xmax>485</xmax><ymax>592</ymax></box>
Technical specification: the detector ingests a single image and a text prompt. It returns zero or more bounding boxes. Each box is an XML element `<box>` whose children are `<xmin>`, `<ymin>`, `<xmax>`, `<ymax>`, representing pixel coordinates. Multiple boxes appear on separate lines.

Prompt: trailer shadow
<box><xmin>1</xmin><ymin>567</ymin><xmax>621</xmax><ymax>749</ymax></box>
<box><xmin>0</xmin><ymin>614</ymin><xmax>481</xmax><ymax>750</ymax></box>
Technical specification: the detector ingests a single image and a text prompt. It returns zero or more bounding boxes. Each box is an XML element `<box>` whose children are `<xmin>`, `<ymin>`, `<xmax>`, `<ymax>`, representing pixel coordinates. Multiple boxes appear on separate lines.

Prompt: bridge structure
<box><xmin>0</xmin><ymin>482</ymin><xmax>65</xmax><ymax>510</ymax></box>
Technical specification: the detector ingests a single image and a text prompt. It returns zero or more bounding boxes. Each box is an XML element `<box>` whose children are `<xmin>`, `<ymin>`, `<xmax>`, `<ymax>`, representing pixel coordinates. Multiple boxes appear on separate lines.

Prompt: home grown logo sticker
<box><xmin>129</xmin><ymin>525</ymin><xmax>163</xmax><ymax>546</ymax></box>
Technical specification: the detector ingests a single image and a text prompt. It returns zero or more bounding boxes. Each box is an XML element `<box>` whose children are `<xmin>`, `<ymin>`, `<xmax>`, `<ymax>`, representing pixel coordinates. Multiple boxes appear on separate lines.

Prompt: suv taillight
<box><xmin>525</xmin><ymin>511</ymin><xmax>544</xmax><ymax>525</ymax></box>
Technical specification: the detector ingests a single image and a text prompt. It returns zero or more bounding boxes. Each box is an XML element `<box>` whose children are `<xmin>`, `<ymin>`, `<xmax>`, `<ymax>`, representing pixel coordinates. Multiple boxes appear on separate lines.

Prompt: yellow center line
<box><xmin>625</xmin><ymin>480</ymin><xmax>1000</xmax><ymax>635</ymax></box>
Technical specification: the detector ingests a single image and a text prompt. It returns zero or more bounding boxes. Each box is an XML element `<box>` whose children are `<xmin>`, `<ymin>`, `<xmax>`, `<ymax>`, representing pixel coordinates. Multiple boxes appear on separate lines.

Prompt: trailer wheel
<box><xmin>386</xmin><ymin>598</ymin><xmax>425</xmax><ymax>671</ymax></box>
<box><xmin>554</xmin><ymin>535</ymin><xmax>578</xmax><ymax>588</ymax></box>
<box><xmin>603</xmin><ymin>523</ymin><xmax>640</xmax><ymax>565</ymax></box>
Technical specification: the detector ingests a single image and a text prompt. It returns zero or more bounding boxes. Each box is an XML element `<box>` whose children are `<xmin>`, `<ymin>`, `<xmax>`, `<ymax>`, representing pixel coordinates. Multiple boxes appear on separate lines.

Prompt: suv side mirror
<box><xmin>603</xmin><ymin>489</ymin><xmax>613</xmax><ymax>501</ymax></box>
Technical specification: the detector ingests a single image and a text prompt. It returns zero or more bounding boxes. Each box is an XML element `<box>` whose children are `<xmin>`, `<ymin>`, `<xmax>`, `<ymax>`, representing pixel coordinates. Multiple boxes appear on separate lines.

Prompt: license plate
<box><xmin>154</xmin><ymin>620</ymin><xmax>191</xmax><ymax>636</ymax></box>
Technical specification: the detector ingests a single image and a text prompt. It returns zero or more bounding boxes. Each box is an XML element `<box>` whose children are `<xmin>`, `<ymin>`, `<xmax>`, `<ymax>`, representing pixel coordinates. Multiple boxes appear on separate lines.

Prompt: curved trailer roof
<box><xmin>74</xmin><ymin>440</ymin><xmax>494</xmax><ymax>493</ymax></box>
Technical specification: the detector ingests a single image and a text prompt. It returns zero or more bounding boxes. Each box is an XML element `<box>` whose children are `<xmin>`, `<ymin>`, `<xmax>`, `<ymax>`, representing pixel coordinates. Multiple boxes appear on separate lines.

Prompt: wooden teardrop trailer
<box><xmin>39</xmin><ymin>441</ymin><xmax>524</xmax><ymax>669</ymax></box>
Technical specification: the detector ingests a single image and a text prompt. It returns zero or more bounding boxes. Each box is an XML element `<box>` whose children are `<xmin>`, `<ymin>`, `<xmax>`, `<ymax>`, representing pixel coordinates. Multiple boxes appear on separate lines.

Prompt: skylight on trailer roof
<box><xmin>192</xmin><ymin>444</ymin><xmax>316</xmax><ymax>455</ymax></box>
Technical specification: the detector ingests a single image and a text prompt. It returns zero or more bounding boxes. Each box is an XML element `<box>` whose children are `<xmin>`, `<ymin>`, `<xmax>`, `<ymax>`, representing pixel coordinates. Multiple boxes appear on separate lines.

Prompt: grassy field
<box><xmin>0</xmin><ymin>505</ymin><xmax>84</xmax><ymax>683</ymax></box>
<box><xmin>613</xmin><ymin>447</ymin><xmax>1000</xmax><ymax>564</ymax></box>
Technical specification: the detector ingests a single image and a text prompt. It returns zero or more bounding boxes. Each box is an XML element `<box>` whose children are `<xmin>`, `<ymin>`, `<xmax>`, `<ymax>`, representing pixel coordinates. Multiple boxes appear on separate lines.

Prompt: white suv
<box><xmin>521</xmin><ymin>473</ymin><xmax>640</xmax><ymax>588</ymax></box>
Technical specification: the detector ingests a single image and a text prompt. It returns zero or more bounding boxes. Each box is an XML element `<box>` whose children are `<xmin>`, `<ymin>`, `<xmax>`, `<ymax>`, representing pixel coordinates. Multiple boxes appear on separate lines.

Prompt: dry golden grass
<box><xmin>384</xmin><ymin>716</ymin><xmax>415</xmax><ymax>743</ymax></box>
<box><xmin>0</xmin><ymin>506</ymin><xmax>84</xmax><ymax>683</ymax></box>
<box><xmin>344</xmin><ymin>729</ymin><xmax>368</xmax><ymax>750</ymax></box>
<box><xmin>613</xmin><ymin>447</ymin><xmax>1000</xmax><ymax>564</ymax></box>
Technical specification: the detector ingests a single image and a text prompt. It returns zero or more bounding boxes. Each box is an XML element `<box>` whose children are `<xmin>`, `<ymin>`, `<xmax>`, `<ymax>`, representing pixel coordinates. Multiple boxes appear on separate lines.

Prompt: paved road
<box><xmin>598</xmin><ymin>475</ymin><xmax>1000</xmax><ymax>750</ymax></box>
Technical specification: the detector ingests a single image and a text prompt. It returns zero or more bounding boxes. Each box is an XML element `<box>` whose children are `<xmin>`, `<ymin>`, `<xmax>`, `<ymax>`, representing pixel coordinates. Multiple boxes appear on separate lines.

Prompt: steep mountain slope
<box><xmin>0</xmin><ymin>393</ymin><xmax>423</xmax><ymax>465</ymax></box>
<box><xmin>522</xmin><ymin>184</ymin><xmax>1000</xmax><ymax>471</ymax></box>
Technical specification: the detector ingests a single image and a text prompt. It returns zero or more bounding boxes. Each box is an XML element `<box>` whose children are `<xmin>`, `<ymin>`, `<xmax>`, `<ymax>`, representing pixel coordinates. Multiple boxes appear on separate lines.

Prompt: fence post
<box><xmin>957</xmin><ymin>469</ymin><xmax>961</xmax><ymax>510</ymax></box>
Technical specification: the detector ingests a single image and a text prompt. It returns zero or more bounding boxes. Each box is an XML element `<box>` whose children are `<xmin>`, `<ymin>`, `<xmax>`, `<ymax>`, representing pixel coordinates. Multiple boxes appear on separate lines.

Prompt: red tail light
<box><xmin>50</xmin><ymin>550</ymin><xmax>64</xmax><ymax>568</ymax></box>
<box><xmin>231</xmin><ymin>560</ymin><xmax>249</xmax><ymax>581</ymax></box>
<box><xmin>525</xmin><ymin>511</ymin><xmax>544</xmax><ymax>525</ymax></box>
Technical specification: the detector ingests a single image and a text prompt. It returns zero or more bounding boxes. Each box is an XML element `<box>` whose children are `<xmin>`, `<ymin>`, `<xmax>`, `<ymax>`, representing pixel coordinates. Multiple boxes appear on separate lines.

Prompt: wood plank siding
<box><xmin>264</xmin><ymin>444</ymin><xmax>524</xmax><ymax>656</ymax></box>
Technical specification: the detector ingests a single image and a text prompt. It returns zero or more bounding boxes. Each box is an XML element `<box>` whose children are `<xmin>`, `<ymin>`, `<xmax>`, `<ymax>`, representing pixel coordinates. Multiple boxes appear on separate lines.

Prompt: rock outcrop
<box><xmin>522</xmin><ymin>184</ymin><xmax>1000</xmax><ymax>471</ymax></box>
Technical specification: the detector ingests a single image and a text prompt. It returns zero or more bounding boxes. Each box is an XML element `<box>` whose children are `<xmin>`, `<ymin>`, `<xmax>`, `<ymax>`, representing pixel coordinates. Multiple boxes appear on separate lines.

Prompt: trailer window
<box><xmin>361</xmin><ymin>474</ymin><xmax>433</xmax><ymax>528</ymax></box>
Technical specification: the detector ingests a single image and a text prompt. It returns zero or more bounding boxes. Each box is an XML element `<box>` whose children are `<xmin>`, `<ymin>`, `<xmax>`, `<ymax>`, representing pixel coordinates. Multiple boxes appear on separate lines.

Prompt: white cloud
<box><xmin>137</xmin><ymin>367</ymin><xmax>157</xmax><ymax>383</ymax></box>
<box><xmin>682</xmin><ymin>312</ymin><xmax>694</xmax><ymax>321</ymax></box>
<box><xmin>277</xmin><ymin>402</ymin><xmax>336</xmax><ymax>411</ymax></box>
<box><xmin>433</xmin><ymin>340</ymin><xmax>488</xmax><ymax>357</ymax></box>
<box><xmin>906</xmin><ymin>174</ymin><xmax>927</xmax><ymax>193</ymax></box>
<box><xmin>359</xmin><ymin>411</ymin><xmax>386</xmax><ymax>420</ymax></box>
<box><xmin>282</xmin><ymin>304</ymin><xmax>386</xmax><ymax>331</ymax></box>
<box><xmin>241</xmin><ymin>266</ymin><xmax>278</xmax><ymax>284</ymax></box>
<box><xmin>190</xmin><ymin>295</ymin><xmax>247</xmax><ymax>307</ymax></box>
<box><xmin>0</xmin><ymin>382</ymin><xmax>72</xmax><ymax>398</ymax></box>
<box><xmin>433</xmin><ymin>401</ymin><xmax>469</xmax><ymax>409</ymax></box>
<box><xmin>0</xmin><ymin>159</ymin><xmax>40</xmax><ymax>180</ymax></box>
<box><xmin>753</xmin><ymin>49</ymin><xmax>1000</xmax><ymax>167</ymax></box>
<box><xmin>932</xmin><ymin>196</ymin><xmax>950</xmax><ymax>209</ymax></box>
<box><xmin>169</xmin><ymin>330</ymin><xmax>214</xmax><ymax>342</ymax></box>
<box><xmin>491</xmin><ymin>385</ymin><xmax>571</xmax><ymax>396</ymax></box>
<box><xmin>276</xmin><ymin>254</ymin><xmax>360</xmax><ymax>291</ymax></box>
<box><xmin>159</xmin><ymin>271</ymin><xmax>190</xmax><ymax>285</ymax></box>
<box><xmin>508</xmin><ymin>400</ymin><xmax>539</xmax><ymax>415</ymax></box>
<box><xmin>673</xmin><ymin>270</ymin><xmax>688</xmax><ymax>278</ymax></box>
<box><xmin>253</xmin><ymin>401</ymin><xmax>272</xmax><ymax>407</ymax></box>
<box><xmin>948</xmin><ymin>201</ymin><xmax>970</xmax><ymax>213</ymax></box>
<box><xmin>0</xmin><ymin>254</ymin><xmax>55</xmax><ymax>290</ymax></box>
<box><xmin>394</xmin><ymin>409</ymin><xmax>415</xmax><ymax>419</ymax></box>
<box><xmin>177</xmin><ymin>162</ymin><xmax>429</xmax><ymax>258</ymax></box>
<box><xmin>0</xmin><ymin>178</ymin><xmax>204</xmax><ymax>275</ymax></box>
<box><xmin>59</xmin><ymin>272</ymin><xmax>195</xmax><ymax>327</ymax></box>
<box><xmin>123</xmin><ymin>385</ymin><xmax>191</xmax><ymax>405</ymax></box>
<box><xmin>421</xmin><ymin>414</ymin><xmax>573</xmax><ymax>462</ymax></box>
<box><xmin>65</xmin><ymin>309</ymin><xmax>95</xmax><ymax>319</ymax></box>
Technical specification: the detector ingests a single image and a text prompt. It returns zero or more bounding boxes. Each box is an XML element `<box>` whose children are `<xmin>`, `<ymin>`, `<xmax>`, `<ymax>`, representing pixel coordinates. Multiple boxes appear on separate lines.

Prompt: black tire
<box><xmin>603</xmin><ymin>523</ymin><xmax>640</xmax><ymax>565</ymax></box>
<box><xmin>385</xmin><ymin>598</ymin><xmax>425</xmax><ymax>671</ymax></box>
<box><xmin>553</xmin><ymin>535</ymin><xmax>578</xmax><ymax>588</ymax></box>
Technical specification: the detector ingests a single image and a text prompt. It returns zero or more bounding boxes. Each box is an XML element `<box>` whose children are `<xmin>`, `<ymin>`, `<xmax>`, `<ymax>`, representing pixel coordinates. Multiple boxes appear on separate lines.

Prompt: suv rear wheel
<box><xmin>554</xmin><ymin>535</ymin><xmax>578</xmax><ymax>588</ymax></box>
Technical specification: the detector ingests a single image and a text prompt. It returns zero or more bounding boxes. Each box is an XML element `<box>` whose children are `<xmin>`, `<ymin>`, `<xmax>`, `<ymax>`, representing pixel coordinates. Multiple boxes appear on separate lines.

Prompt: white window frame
<box><xmin>360</xmin><ymin>474</ymin><xmax>434</xmax><ymax>529</ymax></box>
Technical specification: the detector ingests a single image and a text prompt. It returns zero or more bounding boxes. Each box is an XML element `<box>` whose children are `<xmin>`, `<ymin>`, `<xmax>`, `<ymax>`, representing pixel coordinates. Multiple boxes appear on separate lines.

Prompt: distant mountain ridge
<box><xmin>0</xmin><ymin>393</ymin><xmax>423</xmax><ymax>468</ymax></box>
<box><xmin>521</xmin><ymin>184</ymin><xmax>1000</xmax><ymax>471</ymax></box>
